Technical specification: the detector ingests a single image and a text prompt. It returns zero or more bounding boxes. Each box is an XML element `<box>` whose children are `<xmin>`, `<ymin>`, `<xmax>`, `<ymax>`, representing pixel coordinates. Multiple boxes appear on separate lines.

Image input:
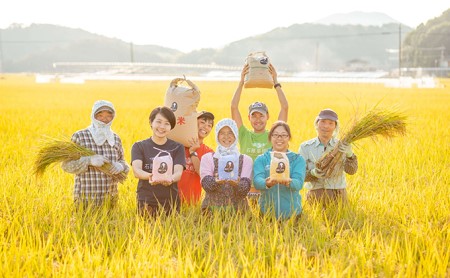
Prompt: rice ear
<box><xmin>33</xmin><ymin>139</ymin><xmax>92</xmax><ymax>177</ymax></box>
<box><xmin>315</xmin><ymin>108</ymin><xmax>407</xmax><ymax>179</ymax></box>
<box><xmin>33</xmin><ymin>138</ymin><xmax>126</xmax><ymax>180</ymax></box>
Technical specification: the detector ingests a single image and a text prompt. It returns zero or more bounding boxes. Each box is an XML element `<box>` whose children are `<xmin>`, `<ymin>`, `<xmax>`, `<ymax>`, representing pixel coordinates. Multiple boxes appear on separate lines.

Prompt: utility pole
<box><xmin>0</xmin><ymin>29</ymin><xmax>3</xmax><ymax>73</ymax></box>
<box><xmin>130</xmin><ymin>42</ymin><xmax>134</xmax><ymax>63</ymax></box>
<box><xmin>398</xmin><ymin>24</ymin><xmax>402</xmax><ymax>77</ymax></box>
<box><xmin>315</xmin><ymin>42</ymin><xmax>319</xmax><ymax>71</ymax></box>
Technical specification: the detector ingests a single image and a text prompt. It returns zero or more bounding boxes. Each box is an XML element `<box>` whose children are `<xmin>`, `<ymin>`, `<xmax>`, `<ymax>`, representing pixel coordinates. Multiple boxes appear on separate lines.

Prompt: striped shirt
<box><xmin>62</xmin><ymin>129</ymin><xmax>129</xmax><ymax>203</ymax></box>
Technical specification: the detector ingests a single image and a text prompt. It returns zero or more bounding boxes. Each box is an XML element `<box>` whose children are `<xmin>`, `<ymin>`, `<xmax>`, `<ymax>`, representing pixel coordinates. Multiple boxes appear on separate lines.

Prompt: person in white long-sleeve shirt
<box><xmin>299</xmin><ymin>109</ymin><xmax>358</xmax><ymax>206</ymax></box>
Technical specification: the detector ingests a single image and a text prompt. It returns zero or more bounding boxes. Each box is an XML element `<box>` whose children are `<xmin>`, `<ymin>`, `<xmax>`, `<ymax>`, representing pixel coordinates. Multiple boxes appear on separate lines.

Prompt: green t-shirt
<box><xmin>238</xmin><ymin>125</ymin><xmax>271</xmax><ymax>162</ymax></box>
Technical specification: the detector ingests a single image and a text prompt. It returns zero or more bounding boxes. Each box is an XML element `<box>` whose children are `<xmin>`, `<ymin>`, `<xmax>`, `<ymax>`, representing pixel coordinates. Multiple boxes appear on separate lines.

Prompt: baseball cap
<box><xmin>248</xmin><ymin>102</ymin><xmax>268</xmax><ymax>115</ymax></box>
<box><xmin>317</xmin><ymin>109</ymin><xmax>338</xmax><ymax>121</ymax></box>
<box><xmin>197</xmin><ymin>111</ymin><xmax>215</xmax><ymax>120</ymax></box>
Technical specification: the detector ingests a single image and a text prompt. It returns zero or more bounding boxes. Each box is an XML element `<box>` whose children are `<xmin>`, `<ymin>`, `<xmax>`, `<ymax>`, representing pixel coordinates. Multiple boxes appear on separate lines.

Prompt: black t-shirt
<box><xmin>131</xmin><ymin>137</ymin><xmax>186</xmax><ymax>206</ymax></box>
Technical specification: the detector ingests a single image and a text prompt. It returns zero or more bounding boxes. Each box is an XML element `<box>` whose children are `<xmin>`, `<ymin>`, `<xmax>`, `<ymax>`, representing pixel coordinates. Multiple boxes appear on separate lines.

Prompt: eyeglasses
<box><xmin>271</xmin><ymin>134</ymin><xmax>289</xmax><ymax>139</ymax></box>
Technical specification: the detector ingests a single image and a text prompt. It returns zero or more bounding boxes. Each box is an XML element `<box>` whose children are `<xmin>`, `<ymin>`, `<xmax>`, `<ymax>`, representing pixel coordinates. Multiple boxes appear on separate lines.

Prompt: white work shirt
<box><xmin>298</xmin><ymin>137</ymin><xmax>349</xmax><ymax>190</ymax></box>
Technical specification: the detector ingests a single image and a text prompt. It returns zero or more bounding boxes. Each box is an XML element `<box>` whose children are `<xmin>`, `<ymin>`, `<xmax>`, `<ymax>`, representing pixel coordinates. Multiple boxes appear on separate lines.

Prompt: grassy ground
<box><xmin>0</xmin><ymin>74</ymin><xmax>449</xmax><ymax>277</ymax></box>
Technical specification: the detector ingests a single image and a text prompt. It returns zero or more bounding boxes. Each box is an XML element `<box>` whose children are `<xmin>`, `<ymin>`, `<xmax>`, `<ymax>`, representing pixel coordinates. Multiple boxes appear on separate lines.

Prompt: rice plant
<box><xmin>34</xmin><ymin>137</ymin><xmax>127</xmax><ymax>180</ymax></box>
<box><xmin>0</xmin><ymin>75</ymin><xmax>449</xmax><ymax>277</ymax></box>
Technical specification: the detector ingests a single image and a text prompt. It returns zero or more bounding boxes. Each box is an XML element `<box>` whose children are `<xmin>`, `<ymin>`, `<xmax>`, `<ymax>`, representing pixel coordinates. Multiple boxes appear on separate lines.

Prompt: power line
<box><xmin>1</xmin><ymin>40</ymin><xmax>76</xmax><ymax>44</ymax></box>
<box><xmin>0</xmin><ymin>32</ymin><xmax>448</xmax><ymax>44</ymax></box>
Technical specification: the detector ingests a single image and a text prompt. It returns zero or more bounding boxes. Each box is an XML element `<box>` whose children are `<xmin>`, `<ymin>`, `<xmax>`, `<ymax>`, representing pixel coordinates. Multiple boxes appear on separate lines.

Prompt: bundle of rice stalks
<box><xmin>316</xmin><ymin>108</ymin><xmax>407</xmax><ymax>178</ymax></box>
<box><xmin>34</xmin><ymin>137</ymin><xmax>126</xmax><ymax>180</ymax></box>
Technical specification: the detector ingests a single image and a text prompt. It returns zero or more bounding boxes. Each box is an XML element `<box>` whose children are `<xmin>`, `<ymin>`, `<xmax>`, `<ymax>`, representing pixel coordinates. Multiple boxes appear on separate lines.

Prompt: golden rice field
<box><xmin>1</xmin><ymin>74</ymin><xmax>449</xmax><ymax>277</ymax></box>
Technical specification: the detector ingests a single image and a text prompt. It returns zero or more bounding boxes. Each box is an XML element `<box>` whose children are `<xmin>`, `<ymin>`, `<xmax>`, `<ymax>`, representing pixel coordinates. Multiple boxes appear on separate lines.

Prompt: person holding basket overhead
<box><xmin>231</xmin><ymin>59</ymin><xmax>289</xmax><ymax>202</ymax></box>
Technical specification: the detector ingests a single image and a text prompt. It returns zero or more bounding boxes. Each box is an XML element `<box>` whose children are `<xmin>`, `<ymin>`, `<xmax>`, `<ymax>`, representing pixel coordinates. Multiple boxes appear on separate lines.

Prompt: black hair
<box><xmin>198</xmin><ymin>115</ymin><xmax>214</xmax><ymax>127</ymax></box>
<box><xmin>149</xmin><ymin>106</ymin><xmax>176</xmax><ymax>130</ymax></box>
<box><xmin>268</xmin><ymin>121</ymin><xmax>292</xmax><ymax>140</ymax></box>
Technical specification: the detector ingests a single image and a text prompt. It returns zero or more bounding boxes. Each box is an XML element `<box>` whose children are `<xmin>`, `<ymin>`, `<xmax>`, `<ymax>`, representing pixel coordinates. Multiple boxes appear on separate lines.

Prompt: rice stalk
<box><xmin>316</xmin><ymin>108</ymin><xmax>407</xmax><ymax>178</ymax></box>
<box><xmin>33</xmin><ymin>137</ymin><xmax>126</xmax><ymax>180</ymax></box>
<box><xmin>341</xmin><ymin>109</ymin><xmax>407</xmax><ymax>143</ymax></box>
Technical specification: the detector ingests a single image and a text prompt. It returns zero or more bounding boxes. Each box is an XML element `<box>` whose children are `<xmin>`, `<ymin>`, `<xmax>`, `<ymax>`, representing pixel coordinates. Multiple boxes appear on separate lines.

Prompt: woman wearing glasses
<box><xmin>253</xmin><ymin>121</ymin><xmax>306</xmax><ymax>220</ymax></box>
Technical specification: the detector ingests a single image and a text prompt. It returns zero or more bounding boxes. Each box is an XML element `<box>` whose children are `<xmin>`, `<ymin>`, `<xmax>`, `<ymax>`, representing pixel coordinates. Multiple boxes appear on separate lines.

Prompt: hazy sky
<box><xmin>1</xmin><ymin>0</ymin><xmax>448</xmax><ymax>52</ymax></box>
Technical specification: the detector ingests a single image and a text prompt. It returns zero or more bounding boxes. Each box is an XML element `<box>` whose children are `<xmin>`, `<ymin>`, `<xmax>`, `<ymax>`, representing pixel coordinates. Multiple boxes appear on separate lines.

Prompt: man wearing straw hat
<box><xmin>299</xmin><ymin>109</ymin><xmax>358</xmax><ymax>206</ymax></box>
<box><xmin>231</xmin><ymin>63</ymin><xmax>288</xmax><ymax>202</ymax></box>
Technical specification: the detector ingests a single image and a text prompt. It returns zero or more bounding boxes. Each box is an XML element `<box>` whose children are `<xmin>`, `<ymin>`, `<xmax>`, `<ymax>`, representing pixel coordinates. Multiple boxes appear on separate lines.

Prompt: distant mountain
<box><xmin>0</xmin><ymin>21</ymin><xmax>414</xmax><ymax>72</ymax></box>
<box><xmin>402</xmin><ymin>8</ymin><xmax>450</xmax><ymax>68</ymax></box>
<box><xmin>0</xmin><ymin>23</ymin><xmax>182</xmax><ymax>72</ymax></box>
<box><xmin>181</xmin><ymin>23</ymin><xmax>412</xmax><ymax>71</ymax></box>
<box><xmin>316</xmin><ymin>11</ymin><xmax>401</xmax><ymax>27</ymax></box>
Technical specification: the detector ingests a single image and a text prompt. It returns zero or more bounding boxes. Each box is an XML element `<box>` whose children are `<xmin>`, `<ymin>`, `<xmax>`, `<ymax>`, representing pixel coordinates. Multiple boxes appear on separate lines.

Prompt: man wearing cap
<box><xmin>178</xmin><ymin>111</ymin><xmax>215</xmax><ymax>205</ymax></box>
<box><xmin>62</xmin><ymin>100</ymin><xmax>129</xmax><ymax>208</ymax></box>
<box><xmin>231</xmin><ymin>63</ymin><xmax>288</xmax><ymax>200</ymax></box>
<box><xmin>298</xmin><ymin>109</ymin><xmax>358</xmax><ymax>205</ymax></box>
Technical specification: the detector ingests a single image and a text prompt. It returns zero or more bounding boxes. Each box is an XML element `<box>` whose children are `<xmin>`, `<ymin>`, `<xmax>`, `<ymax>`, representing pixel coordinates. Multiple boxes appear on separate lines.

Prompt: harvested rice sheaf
<box><xmin>316</xmin><ymin>108</ymin><xmax>407</xmax><ymax>178</ymax></box>
<box><xmin>34</xmin><ymin>137</ymin><xmax>127</xmax><ymax>180</ymax></box>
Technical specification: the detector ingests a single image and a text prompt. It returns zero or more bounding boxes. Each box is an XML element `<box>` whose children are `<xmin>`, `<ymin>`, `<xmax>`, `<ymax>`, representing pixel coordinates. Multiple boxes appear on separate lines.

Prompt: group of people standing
<box><xmin>63</xmin><ymin>64</ymin><xmax>358</xmax><ymax>220</ymax></box>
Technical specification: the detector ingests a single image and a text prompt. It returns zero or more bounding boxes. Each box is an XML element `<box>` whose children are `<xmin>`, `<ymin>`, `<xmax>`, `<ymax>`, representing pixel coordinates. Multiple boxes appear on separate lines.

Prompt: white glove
<box><xmin>109</xmin><ymin>162</ymin><xmax>124</xmax><ymax>175</ymax></box>
<box><xmin>310</xmin><ymin>168</ymin><xmax>325</xmax><ymax>178</ymax></box>
<box><xmin>89</xmin><ymin>155</ymin><xmax>107</xmax><ymax>167</ymax></box>
<box><xmin>338</xmin><ymin>142</ymin><xmax>353</xmax><ymax>158</ymax></box>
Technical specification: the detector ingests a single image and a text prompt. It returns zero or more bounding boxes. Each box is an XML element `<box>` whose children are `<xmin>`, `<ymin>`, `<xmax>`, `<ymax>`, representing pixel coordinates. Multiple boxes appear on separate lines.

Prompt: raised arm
<box><xmin>269</xmin><ymin>64</ymin><xmax>288</xmax><ymax>122</ymax></box>
<box><xmin>231</xmin><ymin>65</ymin><xmax>249</xmax><ymax>129</ymax></box>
